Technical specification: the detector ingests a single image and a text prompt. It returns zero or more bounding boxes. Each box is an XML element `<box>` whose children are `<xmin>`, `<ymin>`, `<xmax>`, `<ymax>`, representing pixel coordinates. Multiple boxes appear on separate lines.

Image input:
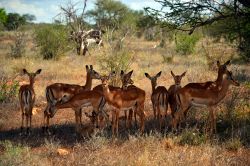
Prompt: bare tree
<box><xmin>59</xmin><ymin>0</ymin><xmax>104</xmax><ymax>56</ymax></box>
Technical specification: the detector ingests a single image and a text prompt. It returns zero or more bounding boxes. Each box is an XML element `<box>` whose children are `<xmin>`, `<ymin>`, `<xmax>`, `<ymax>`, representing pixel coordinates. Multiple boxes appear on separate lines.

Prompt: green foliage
<box><xmin>34</xmin><ymin>24</ymin><xmax>70</xmax><ymax>60</ymax></box>
<box><xmin>22</xmin><ymin>14</ymin><xmax>36</xmax><ymax>23</ymax></box>
<box><xmin>146</xmin><ymin>0</ymin><xmax>250</xmax><ymax>61</ymax></box>
<box><xmin>175</xmin><ymin>33</ymin><xmax>200</xmax><ymax>55</ymax></box>
<box><xmin>0</xmin><ymin>8</ymin><xmax>7</xmax><ymax>30</ymax></box>
<box><xmin>0</xmin><ymin>78</ymin><xmax>19</xmax><ymax>103</ymax></box>
<box><xmin>225</xmin><ymin>138</ymin><xmax>242</xmax><ymax>151</ymax></box>
<box><xmin>98</xmin><ymin>48</ymin><xmax>133</xmax><ymax>86</ymax></box>
<box><xmin>178</xmin><ymin>129</ymin><xmax>206</xmax><ymax>146</ymax></box>
<box><xmin>5</xmin><ymin>13</ymin><xmax>26</xmax><ymax>30</ymax></box>
<box><xmin>87</xmin><ymin>0</ymin><xmax>129</xmax><ymax>29</ymax></box>
<box><xmin>0</xmin><ymin>141</ymin><xmax>46</xmax><ymax>166</ymax></box>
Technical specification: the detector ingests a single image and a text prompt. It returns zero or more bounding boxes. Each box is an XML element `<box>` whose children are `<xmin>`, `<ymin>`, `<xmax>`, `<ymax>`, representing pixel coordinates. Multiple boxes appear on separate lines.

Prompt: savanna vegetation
<box><xmin>0</xmin><ymin>0</ymin><xmax>249</xmax><ymax>165</ymax></box>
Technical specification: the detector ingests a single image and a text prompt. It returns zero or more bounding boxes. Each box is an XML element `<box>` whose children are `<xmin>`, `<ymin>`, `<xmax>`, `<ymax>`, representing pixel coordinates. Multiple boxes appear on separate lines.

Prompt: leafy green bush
<box><xmin>98</xmin><ymin>48</ymin><xmax>133</xmax><ymax>86</ymax></box>
<box><xmin>175</xmin><ymin>33</ymin><xmax>200</xmax><ymax>55</ymax></box>
<box><xmin>0</xmin><ymin>77</ymin><xmax>19</xmax><ymax>103</ymax></box>
<box><xmin>34</xmin><ymin>24</ymin><xmax>70</xmax><ymax>60</ymax></box>
<box><xmin>178</xmin><ymin>129</ymin><xmax>206</xmax><ymax>146</ymax></box>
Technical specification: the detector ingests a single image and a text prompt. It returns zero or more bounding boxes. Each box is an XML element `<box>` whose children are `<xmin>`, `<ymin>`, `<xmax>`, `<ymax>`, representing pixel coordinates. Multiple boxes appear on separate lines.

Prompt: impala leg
<box><xmin>21</xmin><ymin>112</ymin><xmax>24</xmax><ymax>133</ymax></box>
<box><xmin>213</xmin><ymin>109</ymin><xmax>217</xmax><ymax>134</ymax></box>
<box><xmin>152</xmin><ymin>104</ymin><xmax>156</xmax><ymax>119</ymax></box>
<box><xmin>116</xmin><ymin>110</ymin><xmax>120</xmax><ymax>137</ymax></box>
<box><xmin>124</xmin><ymin>109</ymin><xmax>128</xmax><ymax>128</ymax></box>
<box><xmin>134</xmin><ymin>109</ymin><xmax>137</xmax><ymax>128</ymax></box>
<box><xmin>25</xmin><ymin>114</ymin><xmax>29</xmax><ymax>135</ymax></box>
<box><xmin>210</xmin><ymin>108</ymin><xmax>216</xmax><ymax>135</ymax></box>
<box><xmin>136</xmin><ymin>104</ymin><xmax>145</xmax><ymax>134</ymax></box>
<box><xmin>128</xmin><ymin>109</ymin><xmax>133</xmax><ymax>129</ymax></box>
<box><xmin>75</xmin><ymin>109</ymin><xmax>80</xmax><ymax>133</ymax></box>
<box><xmin>29</xmin><ymin>113</ymin><xmax>32</xmax><ymax>134</ymax></box>
<box><xmin>156</xmin><ymin>104</ymin><xmax>161</xmax><ymax>130</ymax></box>
<box><xmin>112</xmin><ymin>110</ymin><xmax>116</xmax><ymax>138</ymax></box>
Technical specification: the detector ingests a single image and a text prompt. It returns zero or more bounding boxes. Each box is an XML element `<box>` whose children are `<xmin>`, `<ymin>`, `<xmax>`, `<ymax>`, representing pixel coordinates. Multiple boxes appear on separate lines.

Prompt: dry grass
<box><xmin>0</xmin><ymin>31</ymin><xmax>250</xmax><ymax>165</ymax></box>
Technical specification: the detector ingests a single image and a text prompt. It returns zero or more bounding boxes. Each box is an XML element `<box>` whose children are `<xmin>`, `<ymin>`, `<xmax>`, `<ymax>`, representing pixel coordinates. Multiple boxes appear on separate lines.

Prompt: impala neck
<box><xmin>216</xmin><ymin>78</ymin><xmax>231</xmax><ymax>102</ymax></box>
<box><xmin>215</xmin><ymin>69</ymin><xmax>224</xmax><ymax>86</ymax></box>
<box><xmin>29</xmin><ymin>77</ymin><xmax>35</xmax><ymax>88</ymax></box>
<box><xmin>151</xmin><ymin>81</ymin><xmax>156</xmax><ymax>92</ymax></box>
<box><xmin>102</xmin><ymin>85</ymin><xmax>113</xmax><ymax>102</ymax></box>
<box><xmin>84</xmin><ymin>72</ymin><xmax>92</xmax><ymax>90</ymax></box>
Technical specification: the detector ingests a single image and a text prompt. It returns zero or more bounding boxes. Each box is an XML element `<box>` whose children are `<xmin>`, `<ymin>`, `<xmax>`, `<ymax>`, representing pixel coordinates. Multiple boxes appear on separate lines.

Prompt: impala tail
<box><xmin>21</xmin><ymin>89</ymin><xmax>32</xmax><ymax>113</ymax></box>
<box><xmin>158</xmin><ymin>93</ymin><xmax>168</xmax><ymax>109</ymax></box>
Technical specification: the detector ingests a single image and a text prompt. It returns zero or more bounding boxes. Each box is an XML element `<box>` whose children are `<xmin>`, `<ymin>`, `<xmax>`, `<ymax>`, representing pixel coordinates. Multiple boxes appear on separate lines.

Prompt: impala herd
<box><xmin>18</xmin><ymin>60</ymin><xmax>240</xmax><ymax>137</ymax></box>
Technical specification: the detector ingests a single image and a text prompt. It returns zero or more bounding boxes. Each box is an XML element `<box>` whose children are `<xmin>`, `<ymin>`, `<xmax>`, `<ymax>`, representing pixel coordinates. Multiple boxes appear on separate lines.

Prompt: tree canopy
<box><xmin>145</xmin><ymin>0</ymin><xmax>250</xmax><ymax>61</ymax></box>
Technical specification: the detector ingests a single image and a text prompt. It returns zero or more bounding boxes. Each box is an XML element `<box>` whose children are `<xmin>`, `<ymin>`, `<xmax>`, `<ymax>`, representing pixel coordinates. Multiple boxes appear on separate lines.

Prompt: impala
<box><xmin>173</xmin><ymin>61</ymin><xmax>239</xmax><ymax>134</ymax></box>
<box><xmin>92</xmin><ymin>70</ymin><xmax>134</xmax><ymax>129</ymax></box>
<box><xmin>168</xmin><ymin>71</ymin><xmax>186</xmax><ymax>118</ymax></box>
<box><xmin>100</xmin><ymin>72</ymin><xmax>146</xmax><ymax>137</ymax></box>
<box><xmin>19</xmin><ymin>69</ymin><xmax>42</xmax><ymax>135</ymax></box>
<box><xmin>50</xmin><ymin>90</ymin><xmax>105</xmax><ymax>133</ymax></box>
<box><xmin>43</xmin><ymin>65</ymin><xmax>100</xmax><ymax>132</ymax></box>
<box><xmin>145</xmin><ymin>71</ymin><xmax>168</xmax><ymax>129</ymax></box>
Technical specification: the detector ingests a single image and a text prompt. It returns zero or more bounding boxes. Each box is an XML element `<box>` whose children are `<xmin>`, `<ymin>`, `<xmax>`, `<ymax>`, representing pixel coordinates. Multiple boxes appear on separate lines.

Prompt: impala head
<box><xmin>22</xmin><ymin>69</ymin><xmax>42</xmax><ymax>85</ymax></box>
<box><xmin>217</xmin><ymin>60</ymin><xmax>231</xmax><ymax>76</ymax></box>
<box><xmin>86</xmin><ymin>65</ymin><xmax>101</xmax><ymax>80</ymax></box>
<box><xmin>145</xmin><ymin>71</ymin><xmax>162</xmax><ymax>88</ymax></box>
<box><xmin>171</xmin><ymin>71</ymin><xmax>186</xmax><ymax>85</ymax></box>
<box><xmin>120</xmin><ymin>70</ymin><xmax>134</xmax><ymax>88</ymax></box>
<box><xmin>225</xmin><ymin>70</ymin><xmax>240</xmax><ymax>86</ymax></box>
<box><xmin>100</xmin><ymin>71</ymin><xmax>116</xmax><ymax>87</ymax></box>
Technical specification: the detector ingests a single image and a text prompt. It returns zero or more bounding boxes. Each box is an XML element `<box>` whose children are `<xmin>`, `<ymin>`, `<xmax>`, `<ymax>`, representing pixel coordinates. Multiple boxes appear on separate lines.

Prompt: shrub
<box><xmin>0</xmin><ymin>76</ymin><xmax>19</xmax><ymax>103</ymax></box>
<box><xmin>34</xmin><ymin>24</ymin><xmax>70</xmax><ymax>60</ymax></box>
<box><xmin>175</xmin><ymin>33</ymin><xmax>200</xmax><ymax>55</ymax></box>
<box><xmin>178</xmin><ymin>129</ymin><xmax>206</xmax><ymax>146</ymax></box>
<box><xmin>9</xmin><ymin>30</ymin><xmax>26</xmax><ymax>58</ymax></box>
<box><xmin>225</xmin><ymin>138</ymin><xmax>242</xmax><ymax>151</ymax></box>
<box><xmin>98</xmin><ymin>48</ymin><xmax>134</xmax><ymax>86</ymax></box>
<box><xmin>0</xmin><ymin>141</ymin><xmax>26</xmax><ymax>165</ymax></box>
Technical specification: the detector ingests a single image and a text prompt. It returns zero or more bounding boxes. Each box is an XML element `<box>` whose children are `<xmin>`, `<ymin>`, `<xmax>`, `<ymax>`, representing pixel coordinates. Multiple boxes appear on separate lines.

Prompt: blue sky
<box><xmin>0</xmin><ymin>0</ymin><xmax>161</xmax><ymax>23</ymax></box>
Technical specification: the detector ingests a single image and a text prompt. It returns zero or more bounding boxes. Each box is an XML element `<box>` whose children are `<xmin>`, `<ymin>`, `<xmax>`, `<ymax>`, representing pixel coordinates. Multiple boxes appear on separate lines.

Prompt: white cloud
<box><xmin>0</xmin><ymin>0</ymin><xmax>48</xmax><ymax>22</ymax></box>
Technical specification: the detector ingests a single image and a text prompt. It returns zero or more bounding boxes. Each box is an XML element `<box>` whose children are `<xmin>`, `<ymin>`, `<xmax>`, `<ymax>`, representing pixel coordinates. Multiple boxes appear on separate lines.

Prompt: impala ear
<box><xmin>120</xmin><ymin>70</ymin><xmax>124</xmax><ymax>76</ymax></box>
<box><xmin>35</xmin><ymin>69</ymin><xmax>42</xmax><ymax>75</ymax></box>
<box><xmin>217</xmin><ymin>61</ymin><xmax>220</xmax><ymax>67</ymax></box>
<box><xmin>156</xmin><ymin>71</ymin><xmax>162</xmax><ymax>78</ymax></box>
<box><xmin>23</xmin><ymin>69</ymin><xmax>28</xmax><ymax>75</ymax></box>
<box><xmin>85</xmin><ymin>65</ymin><xmax>89</xmax><ymax>71</ymax></box>
<box><xmin>145</xmin><ymin>73</ymin><xmax>150</xmax><ymax>79</ymax></box>
<box><xmin>90</xmin><ymin>65</ymin><xmax>93</xmax><ymax>70</ymax></box>
<box><xmin>127</xmin><ymin>70</ymin><xmax>133</xmax><ymax>77</ymax></box>
<box><xmin>224</xmin><ymin>60</ymin><xmax>231</xmax><ymax>66</ymax></box>
<box><xmin>171</xmin><ymin>71</ymin><xmax>175</xmax><ymax>77</ymax></box>
<box><xmin>181</xmin><ymin>71</ymin><xmax>186</xmax><ymax>77</ymax></box>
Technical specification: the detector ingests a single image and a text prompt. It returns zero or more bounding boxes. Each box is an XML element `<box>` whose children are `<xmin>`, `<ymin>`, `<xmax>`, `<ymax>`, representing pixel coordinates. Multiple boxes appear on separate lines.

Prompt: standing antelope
<box><xmin>120</xmin><ymin>70</ymin><xmax>137</xmax><ymax>129</ymax></box>
<box><xmin>92</xmin><ymin>70</ymin><xmax>134</xmax><ymax>129</ymax></box>
<box><xmin>19</xmin><ymin>69</ymin><xmax>42</xmax><ymax>135</ymax></box>
<box><xmin>173</xmin><ymin>60</ymin><xmax>240</xmax><ymax>134</ymax></box>
<box><xmin>50</xmin><ymin>90</ymin><xmax>105</xmax><ymax>133</ymax></box>
<box><xmin>145</xmin><ymin>71</ymin><xmax>168</xmax><ymax>130</ymax></box>
<box><xmin>168</xmin><ymin>71</ymin><xmax>186</xmax><ymax>118</ymax></box>
<box><xmin>43</xmin><ymin>65</ymin><xmax>100</xmax><ymax>132</ymax></box>
<box><xmin>100</xmin><ymin>72</ymin><xmax>146</xmax><ymax>137</ymax></box>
